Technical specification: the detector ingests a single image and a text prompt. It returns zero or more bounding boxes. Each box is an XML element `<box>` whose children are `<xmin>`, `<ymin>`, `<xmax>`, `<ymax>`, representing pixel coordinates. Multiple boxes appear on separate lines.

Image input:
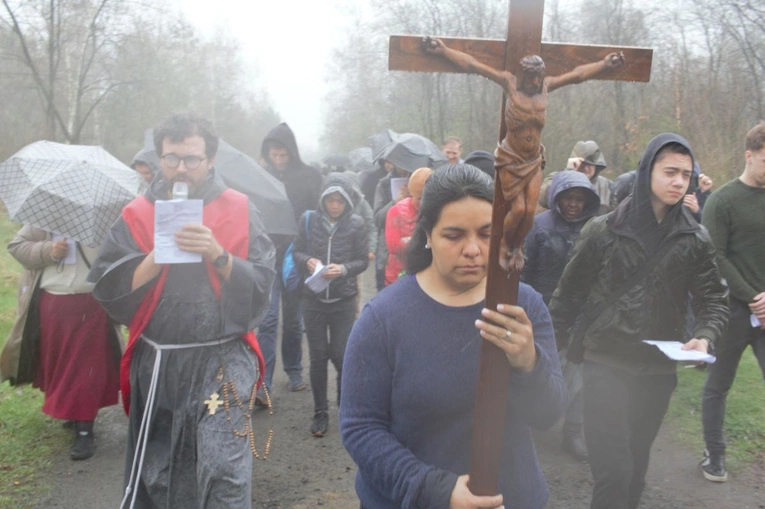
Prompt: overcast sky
<box><xmin>180</xmin><ymin>0</ymin><xmax>349</xmax><ymax>157</ymax></box>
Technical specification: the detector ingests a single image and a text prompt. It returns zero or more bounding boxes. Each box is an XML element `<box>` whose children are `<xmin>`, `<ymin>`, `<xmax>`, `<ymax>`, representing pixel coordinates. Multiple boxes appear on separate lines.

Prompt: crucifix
<box><xmin>204</xmin><ymin>392</ymin><xmax>224</xmax><ymax>415</ymax></box>
<box><xmin>388</xmin><ymin>0</ymin><xmax>652</xmax><ymax>496</ymax></box>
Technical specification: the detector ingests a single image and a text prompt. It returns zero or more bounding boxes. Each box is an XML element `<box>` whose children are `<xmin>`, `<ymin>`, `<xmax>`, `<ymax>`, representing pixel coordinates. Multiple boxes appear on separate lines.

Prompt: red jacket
<box><xmin>385</xmin><ymin>197</ymin><xmax>417</xmax><ymax>285</ymax></box>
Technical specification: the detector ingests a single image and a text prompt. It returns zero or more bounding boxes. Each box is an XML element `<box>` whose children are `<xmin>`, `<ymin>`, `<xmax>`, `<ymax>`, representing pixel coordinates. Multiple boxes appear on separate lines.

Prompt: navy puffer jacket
<box><xmin>521</xmin><ymin>171</ymin><xmax>599</xmax><ymax>304</ymax></box>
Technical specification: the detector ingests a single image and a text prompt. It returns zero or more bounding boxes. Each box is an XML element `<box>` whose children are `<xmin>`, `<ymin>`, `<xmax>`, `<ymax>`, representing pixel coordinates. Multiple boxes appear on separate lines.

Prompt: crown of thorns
<box><xmin>520</xmin><ymin>55</ymin><xmax>545</xmax><ymax>74</ymax></box>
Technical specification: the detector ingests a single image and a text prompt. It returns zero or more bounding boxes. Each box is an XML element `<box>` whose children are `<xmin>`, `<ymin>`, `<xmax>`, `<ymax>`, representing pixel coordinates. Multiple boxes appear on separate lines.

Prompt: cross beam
<box><xmin>387</xmin><ymin>0</ymin><xmax>652</xmax><ymax>497</ymax></box>
<box><xmin>390</xmin><ymin>36</ymin><xmax>653</xmax><ymax>82</ymax></box>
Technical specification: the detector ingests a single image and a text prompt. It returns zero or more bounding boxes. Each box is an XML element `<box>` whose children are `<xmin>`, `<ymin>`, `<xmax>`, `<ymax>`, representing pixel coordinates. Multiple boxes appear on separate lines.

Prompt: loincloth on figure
<box><xmin>494</xmin><ymin>142</ymin><xmax>546</xmax><ymax>203</ymax></box>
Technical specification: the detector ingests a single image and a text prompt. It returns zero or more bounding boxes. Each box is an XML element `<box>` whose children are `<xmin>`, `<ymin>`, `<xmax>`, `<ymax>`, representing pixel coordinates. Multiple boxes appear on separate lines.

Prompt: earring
<box><xmin>425</xmin><ymin>243</ymin><xmax>431</xmax><ymax>249</ymax></box>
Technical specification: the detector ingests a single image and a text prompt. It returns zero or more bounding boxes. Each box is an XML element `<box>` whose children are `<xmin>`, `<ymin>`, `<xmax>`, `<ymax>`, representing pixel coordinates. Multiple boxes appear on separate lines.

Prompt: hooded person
<box><xmin>464</xmin><ymin>150</ymin><xmax>496</xmax><ymax>178</ymax></box>
<box><xmin>258</xmin><ymin>122</ymin><xmax>323</xmax><ymax>394</ymax></box>
<box><xmin>610</xmin><ymin>163</ymin><xmax>708</xmax><ymax>223</ymax></box>
<box><xmin>130</xmin><ymin>147</ymin><xmax>160</xmax><ymax>190</ymax></box>
<box><xmin>539</xmin><ymin>140</ymin><xmax>614</xmax><ymax>215</ymax></box>
<box><xmin>548</xmin><ymin>133</ymin><xmax>728</xmax><ymax>509</ymax></box>
<box><xmin>291</xmin><ymin>173</ymin><xmax>369</xmax><ymax>437</ymax></box>
<box><xmin>384</xmin><ymin>167</ymin><xmax>433</xmax><ymax>286</ymax></box>
<box><xmin>522</xmin><ymin>170</ymin><xmax>599</xmax><ymax>462</ymax></box>
<box><xmin>522</xmin><ymin>171</ymin><xmax>599</xmax><ymax>304</ymax></box>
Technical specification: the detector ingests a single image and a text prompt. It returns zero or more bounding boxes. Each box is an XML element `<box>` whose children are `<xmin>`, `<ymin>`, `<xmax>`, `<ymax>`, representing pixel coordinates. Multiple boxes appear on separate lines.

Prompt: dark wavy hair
<box><xmin>154</xmin><ymin>113</ymin><xmax>219</xmax><ymax>158</ymax></box>
<box><xmin>405</xmin><ymin>164</ymin><xmax>494</xmax><ymax>275</ymax></box>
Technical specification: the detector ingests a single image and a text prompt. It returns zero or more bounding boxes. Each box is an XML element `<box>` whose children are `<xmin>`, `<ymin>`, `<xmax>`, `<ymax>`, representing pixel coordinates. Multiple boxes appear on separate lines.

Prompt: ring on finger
<box><xmin>505</xmin><ymin>329</ymin><xmax>512</xmax><ymax>339</ymax></box>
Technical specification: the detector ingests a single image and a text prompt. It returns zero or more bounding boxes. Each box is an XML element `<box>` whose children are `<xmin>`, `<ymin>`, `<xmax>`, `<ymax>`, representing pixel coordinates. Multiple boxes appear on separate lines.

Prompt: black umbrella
<box><xmin>347</xmin><ymin>147</ymin><xmax>374</xmax><ymax>173</ymax></box>
<box><xmin>321</xmin><ymin>154</ymin><xmax>351</xmax><ymax>168</ymax></box>
<box><xmin>368</xmin><ymin>129</ymin><xmax>398</xmax><ymax>162</ymax></box>
<box><xmin>368</xmin><ymin>129</ymin><xmax>448</xmax><ymax>171</ymax></box>
<box><xmin>213</xmin><ymin>140</ymin><xmax>297</xmax><ymax>236</ymax></box>
<box><xmin>141</xmin><ymin>135</ymin><xmax>296</xmax><ymax>237</ymax></box>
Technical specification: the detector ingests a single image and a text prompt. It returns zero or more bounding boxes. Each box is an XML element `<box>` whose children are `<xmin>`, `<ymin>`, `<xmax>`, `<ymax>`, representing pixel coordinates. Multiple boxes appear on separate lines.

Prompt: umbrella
<box><xmin>321</xmin><ymin>154</ymin><xmax>351</xmax><ymax>168</ymax></box>
<box><xmin>140</xmin><ymin>132</ymin><xmax>297</xmax><ymax>237</ymax></box>
<box><xmin>0</xmin><ymin>141</ymin><xmax>142</xmax><ymax>247</ymax></box>
<box><xmin>214</xmin><ymin>140</ymin><xmax>297</xmax><ymax>237</ymax></box>
<box><xmin>348</xmin><ymin>147</ymin><xmax>374</xmax><ymax>173</ymax></box>
<box><xmin>368</xmin><ymin>129</ymin><xmax>398</xmax><ymax>162</ymax></box>
<box><xmin>368</xmin><ymin>129</ymin><xmax>448</xmax><ymax>171</ymax></box>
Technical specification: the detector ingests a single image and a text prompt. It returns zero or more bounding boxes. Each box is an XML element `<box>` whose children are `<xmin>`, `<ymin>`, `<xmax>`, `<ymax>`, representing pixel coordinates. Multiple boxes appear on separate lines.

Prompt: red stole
<box><xmin>120</xmin><ymin>189</ymin><xmax>265</xmax><ymax>414</ymax></box>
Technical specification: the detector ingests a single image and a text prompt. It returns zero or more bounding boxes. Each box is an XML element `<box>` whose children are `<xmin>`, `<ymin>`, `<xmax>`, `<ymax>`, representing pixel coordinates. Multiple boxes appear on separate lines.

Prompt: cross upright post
<box><xmin>388</xmin><ymin>0</ymin><xmax>653</xmax><ymax>496</ymax></box>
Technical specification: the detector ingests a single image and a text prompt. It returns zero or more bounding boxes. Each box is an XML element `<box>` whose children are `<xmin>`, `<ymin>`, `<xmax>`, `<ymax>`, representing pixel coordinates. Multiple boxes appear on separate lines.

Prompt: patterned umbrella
<box><xmin>0</xmin><ymin>141</ymin><xmax>141</xmax><ymax>246</ymax></box>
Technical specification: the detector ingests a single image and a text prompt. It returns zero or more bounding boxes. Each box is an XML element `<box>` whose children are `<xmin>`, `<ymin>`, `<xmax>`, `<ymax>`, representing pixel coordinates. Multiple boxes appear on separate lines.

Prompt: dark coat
<box><xmin>359</xmin><ymin>165</ymin><xmax>388</xmax><ymax>206</ymax></box>
<box><xmin>522</xmin><ymin>172</ymin><xmax>599</xmax><ymax>304</ymax></box>
<box><xmin>292</xmin><ymin>174</ymin><xmax>369</xmax><ymax>301</ymax></box>
<box><xmin>260</xmin><ymin>122</ymin><xmax>323</xmax><ymax>267</ymax></box>
<box><xmin>548</xmin><ymin>134</ymin><xmax>729</xmax><ymax>373</ymax></box>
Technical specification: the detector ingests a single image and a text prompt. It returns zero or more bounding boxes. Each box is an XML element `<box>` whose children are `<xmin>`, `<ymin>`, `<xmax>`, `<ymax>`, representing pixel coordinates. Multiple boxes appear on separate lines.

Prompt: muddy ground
<box><xmin>32</xmin><ymin>269</ymin><xmax>764</xmax><ymax>509</ymax></box>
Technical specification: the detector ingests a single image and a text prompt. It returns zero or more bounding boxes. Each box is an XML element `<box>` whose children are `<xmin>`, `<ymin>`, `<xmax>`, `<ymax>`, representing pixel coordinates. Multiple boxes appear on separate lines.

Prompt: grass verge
<box><xmin>667</xmin><ymin>356</ymin><xmax>765</xmax><ymax>471</ymax></box>
<box><xmin>0</xmin><ymin>212</ymin><xmax>69</xmax><ymax>509</ymax></box>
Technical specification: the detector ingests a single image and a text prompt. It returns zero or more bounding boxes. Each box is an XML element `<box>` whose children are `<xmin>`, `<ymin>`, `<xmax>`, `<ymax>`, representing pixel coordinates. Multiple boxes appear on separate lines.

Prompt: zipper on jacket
<box><xmin>326</xmin><ymin>225</ymin><xmax>337</xmax><ymax>300</ymax></box>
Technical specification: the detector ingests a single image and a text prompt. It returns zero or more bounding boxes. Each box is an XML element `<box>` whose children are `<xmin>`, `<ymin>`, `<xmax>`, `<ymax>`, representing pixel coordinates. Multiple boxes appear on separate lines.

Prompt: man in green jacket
<box><xmin>700</xmin><ymin>122</ymin><xmax>765</xmax><ymax>483</ymax></box>
<box><xmin>549</xmin><ymin>133</ymin><xmax>728</xmax><ymax>509</ymax></box>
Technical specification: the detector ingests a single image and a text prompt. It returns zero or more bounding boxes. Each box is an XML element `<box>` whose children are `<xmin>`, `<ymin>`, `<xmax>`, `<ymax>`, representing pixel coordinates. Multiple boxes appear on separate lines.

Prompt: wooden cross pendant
<box><xmin>204</xmin><ymin>393</ymin><xmax>224</xmax><ymax>415</ymax></box>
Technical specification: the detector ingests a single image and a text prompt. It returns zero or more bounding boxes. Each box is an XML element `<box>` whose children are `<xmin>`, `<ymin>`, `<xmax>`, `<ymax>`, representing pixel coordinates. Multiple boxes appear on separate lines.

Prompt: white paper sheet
<box><xmin>154</xmin><ymin>199</ymin><xmax>204</xmax><ymax>264</ymax></box>
<box><xmin>51</xmin><ymin>233</ymin><xmax>77</xmax><ymax>265</ymax></box>
<box><xmin>752</xmin><ymin>314</ymin><xmax>762</xmax><ymax>328</ymax></box>
<box><xmin>390</xmin><ymin>178</ymin><xmax>408</xmax><ymax>200</ymax></box>
<box><xmin>642</xmin><ymin>340</ymin><xmax>716</xmax><ymax>364</ymax></box>
<box><xmin>305</xmin><ymin>262</ymin><xmax>330</xmax><ymax>293</ymax></box>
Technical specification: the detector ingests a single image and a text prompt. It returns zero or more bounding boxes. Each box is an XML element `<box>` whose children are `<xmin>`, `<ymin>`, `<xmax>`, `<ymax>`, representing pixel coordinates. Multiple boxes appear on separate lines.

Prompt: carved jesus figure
<box><xmin>424</xmin><ymin>37</ymin><xmax>624</xmax><ymax>272</ymax></box>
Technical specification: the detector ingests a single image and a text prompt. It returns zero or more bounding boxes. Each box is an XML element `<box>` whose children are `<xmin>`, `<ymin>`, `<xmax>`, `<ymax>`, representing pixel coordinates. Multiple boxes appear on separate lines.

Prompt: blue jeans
<box><xmin>257</xmin><ymin>276</ymin><xmax>304</xmax><ymax>391</ymax></box>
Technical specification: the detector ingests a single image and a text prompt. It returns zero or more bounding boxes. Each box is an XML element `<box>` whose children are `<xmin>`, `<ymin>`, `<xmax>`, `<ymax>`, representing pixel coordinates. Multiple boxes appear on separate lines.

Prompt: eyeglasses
<box><xmin>161</xmin><ymin>154</ymin><xmax>207</xmax><ymax>170</ymax></box>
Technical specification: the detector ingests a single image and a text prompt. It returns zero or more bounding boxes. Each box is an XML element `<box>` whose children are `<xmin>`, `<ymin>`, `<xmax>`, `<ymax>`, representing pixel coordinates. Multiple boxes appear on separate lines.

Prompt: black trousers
<box><xmin>303</xmin><ymin>297</ymin><xmax>356</xmax><ymax>413</ymax></box>
<box><xmin>702</xmin><ymin>298</ymin><xmax>765</xmax><ymax>454</ymax></box>
<box><xmin>583</xmin><ymin>360</ymin><xmax>677</xmax><ymax>509</ymax></box>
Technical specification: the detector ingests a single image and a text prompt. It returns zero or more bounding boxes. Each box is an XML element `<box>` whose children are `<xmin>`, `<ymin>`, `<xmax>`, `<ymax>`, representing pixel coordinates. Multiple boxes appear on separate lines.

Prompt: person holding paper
<box><xmin>549</xmin><ymin>134</ymin><xmax>728</xmax><ymax>509</ymax></box>
<box><xmin>373</xmin><ymin>164</ymin><xmax>415</xmax><ymax>291</ymax></box>
<box><xmin>88</xmin><ymin>113</ymin><xmax>275</xmax><ymax>508</ymax></box>
<box><xmin>384</xmin><ymin>167</ymin><xmax>433</xmax><ymax>286</ymax></box>
<box><xmin>700</xmin><ymin>122</ymin><xmax>765</xmax><ymax>483</ymax></box>
<box><xmin>0</xmin><ymin>226</ymin><xmax>121</xmax><ymax>461</ymax></box>
<box><xmin>291</xmin><ymin>173</ymin><xmax>369</xmax><ymax>437</ymax></box>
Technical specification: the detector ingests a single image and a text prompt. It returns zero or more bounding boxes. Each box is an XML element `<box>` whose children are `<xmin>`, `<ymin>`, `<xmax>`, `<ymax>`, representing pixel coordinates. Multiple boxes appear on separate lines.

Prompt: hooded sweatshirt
<box><xmin>549</xmin><ymin>133</ymin><xmax>728</xmax><ymax>373</ymax></box>
<box><xmin>130</xmin><ymin>147</ymin><xmax>160</xmax><ymax>174</ymax></box>
<box><xmin>292</xmin><ymin>173</ymin><xmax>369</xmax><ymax>302</ymax></box>
<box><xmin>624</xmin><ymin>133</ymin><xmax>695</xmax><ymax>255</ymax></box>
<box><xmin>260</xmin><ymin>122</ymin><xmax>323</xmax><ymax>226</ymax></box>
<box><xmin>522</xmin><ymin>171</ymin><xmax>599</xmax><ymax>304</ymax></box>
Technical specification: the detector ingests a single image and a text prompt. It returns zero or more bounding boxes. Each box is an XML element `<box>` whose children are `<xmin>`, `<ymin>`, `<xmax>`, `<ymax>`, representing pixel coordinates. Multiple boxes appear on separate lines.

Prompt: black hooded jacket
<box><xmin>292</xmin><ymin>174</ymin><xmax>369</xmax><ymax>301</ymax></box>
<box><xmin>260</xmin><ymin>122</ymin><xmax>322</xmax><ymax>226</ymax></box>
<box><xmin>548</xmin><ymin>133</ymin><xmax>728</xmax><ymax>374</ymax></box>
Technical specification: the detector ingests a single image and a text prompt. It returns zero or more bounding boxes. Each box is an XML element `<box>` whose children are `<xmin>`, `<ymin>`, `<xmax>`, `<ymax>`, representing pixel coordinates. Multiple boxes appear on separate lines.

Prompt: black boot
<box><xmin>562</xmin><ymin>423</ymin><xmax>588</xmax><ymax>462</ymax></box>
<box><xmin>70</xmin><ymin>421</ymin><xmax>95</xmax><ymax>461</ymax></box>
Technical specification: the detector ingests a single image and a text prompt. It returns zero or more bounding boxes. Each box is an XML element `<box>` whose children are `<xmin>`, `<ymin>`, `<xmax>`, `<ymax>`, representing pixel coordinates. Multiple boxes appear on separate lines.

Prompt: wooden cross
<box><xmin>388</xmin><ymin>0</ymin><xmax>652</xmax><ymax>496</ymax></box>
<box><xmin>204</xmin><ymin>392</ymin><xmax>224</xmax><ymax>415</ymax></box>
